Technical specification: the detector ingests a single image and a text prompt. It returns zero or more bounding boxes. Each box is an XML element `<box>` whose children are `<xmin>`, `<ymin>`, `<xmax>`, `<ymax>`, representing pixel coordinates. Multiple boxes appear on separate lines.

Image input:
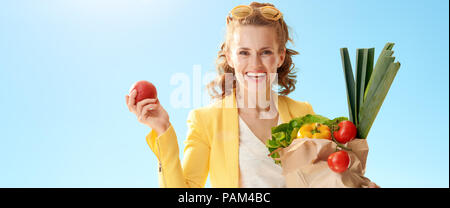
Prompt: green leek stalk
<box><xmin>340</xmin><ymin>42</ymin><xmax>401</xmax><ymax>139</ymax></box>
<box><xmin>340</xmin><ymin>48</ymin><xmax>357</xmax><ymax>124</ymax></box>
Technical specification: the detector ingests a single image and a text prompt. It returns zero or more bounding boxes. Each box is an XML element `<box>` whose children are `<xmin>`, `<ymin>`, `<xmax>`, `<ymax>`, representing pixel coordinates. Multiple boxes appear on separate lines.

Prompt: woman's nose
<box><xmin>250</xmin><ymin>54</ymin><xmax>263</xmax><ymax>69</ymax></box>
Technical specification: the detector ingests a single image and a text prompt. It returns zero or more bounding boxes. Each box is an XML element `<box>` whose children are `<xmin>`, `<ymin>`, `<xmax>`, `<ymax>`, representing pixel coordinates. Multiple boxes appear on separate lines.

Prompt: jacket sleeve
<box><xmin>305</xmin><ymin>101</ymin><xmax>315</xmax><ymax>115</ymax></box>
<box><xmin>285</xmin><ymin>96</ymin><xmax>316</xmax><ymax>117</ymax></box>
<box><xmin>145</xmin><ymin>109</ymin><xmax>210</xmax><ymax>188</ymax></box>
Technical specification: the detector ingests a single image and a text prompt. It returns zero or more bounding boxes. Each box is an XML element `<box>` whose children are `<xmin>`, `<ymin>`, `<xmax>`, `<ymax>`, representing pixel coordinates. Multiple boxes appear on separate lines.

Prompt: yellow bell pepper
<box><xmin>297</xmin><ymin>123</ymin><xmax>331</xmax><ymax>140</ymax></box>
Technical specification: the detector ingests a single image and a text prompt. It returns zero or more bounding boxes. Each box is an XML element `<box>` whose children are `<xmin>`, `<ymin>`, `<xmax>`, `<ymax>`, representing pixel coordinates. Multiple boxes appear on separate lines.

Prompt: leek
<box><xmin>340</xmin><ymin>48</ymin><xmax>357</xmax><ymax>124</ymax></box>
<box><xmin>359</xmin><ymin>61</ymin><xmax>400</xmax><ymax>138</ymax></box>
<box><xmin>340</xmin><ymin>42</ymin><xmax>401</xmax><ymax>139</ymax></box>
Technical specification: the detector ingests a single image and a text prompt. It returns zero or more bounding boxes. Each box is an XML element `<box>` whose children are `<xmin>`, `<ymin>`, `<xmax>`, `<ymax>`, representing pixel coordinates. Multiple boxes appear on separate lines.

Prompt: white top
<box><xmin>238</xmin><ymin>116</ymin><xmax>286</xmax><ymax>188</ymax></box>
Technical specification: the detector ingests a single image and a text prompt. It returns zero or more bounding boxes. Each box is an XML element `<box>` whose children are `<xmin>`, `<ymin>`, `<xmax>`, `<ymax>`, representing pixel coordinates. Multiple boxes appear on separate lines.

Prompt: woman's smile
<box><xmin>244</xmin><ymin>71</ymin><xmax>267</xmax><ymax>83</ymax></box>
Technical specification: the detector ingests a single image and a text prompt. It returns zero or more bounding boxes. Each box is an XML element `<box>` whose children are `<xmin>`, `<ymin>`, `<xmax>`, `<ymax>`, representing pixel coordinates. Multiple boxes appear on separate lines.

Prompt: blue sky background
<box><xmin>0</xmin><ymin>0</ymin><xmax>448</xmax><ymax>188</ymax></box>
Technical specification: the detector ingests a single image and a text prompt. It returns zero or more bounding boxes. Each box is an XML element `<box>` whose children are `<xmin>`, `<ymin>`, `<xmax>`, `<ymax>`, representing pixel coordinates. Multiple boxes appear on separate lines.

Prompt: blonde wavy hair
<box><xmin>207</xmin><ymin>2</ymin><xmax>299</xmax><ymax>99</ymax></box>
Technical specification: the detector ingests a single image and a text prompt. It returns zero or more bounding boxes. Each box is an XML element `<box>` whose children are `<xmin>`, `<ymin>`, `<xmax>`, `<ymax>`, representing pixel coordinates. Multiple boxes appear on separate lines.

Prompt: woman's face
<box><xmin>226</xmin><ymin>25</ymin><xmax>286</xmax><ymax>94</ymax></box>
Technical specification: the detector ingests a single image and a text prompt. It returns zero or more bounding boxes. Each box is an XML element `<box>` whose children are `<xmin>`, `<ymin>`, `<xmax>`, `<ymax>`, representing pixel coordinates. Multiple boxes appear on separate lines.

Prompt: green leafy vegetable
<box><xmin>323</xmin><ymin>117</ymin><xmax>349</xmax><ymax>129</ymax></box>
<box><xmin>289</xmin><ymin>114</ymin><xmax>330</xmax><ymax>129</ymax></box>
<box><xmin>271</xmin><ymin>123</ymin><xmax>290</xmax><ymax>134</ymax></box>
<box><xmin>266</xmin><ymin>114</ymin><xmax>333</xmax><ymax>163</ymax></box>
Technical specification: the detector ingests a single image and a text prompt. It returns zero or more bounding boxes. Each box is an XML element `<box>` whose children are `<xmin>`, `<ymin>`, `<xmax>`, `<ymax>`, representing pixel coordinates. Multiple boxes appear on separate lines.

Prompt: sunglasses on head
<box><xmin>228</xmin><ymin>5</ymin><xmax>283</xmax><ymax>21</ymax></box>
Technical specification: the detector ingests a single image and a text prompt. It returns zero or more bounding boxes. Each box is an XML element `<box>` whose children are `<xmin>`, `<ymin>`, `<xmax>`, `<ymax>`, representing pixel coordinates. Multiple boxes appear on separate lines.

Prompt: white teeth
<box><xmin>245</xmin><ymin>72</ymin><xmax>266</xmax><ymax>82</ymax></box>
<box><xmin>246</xmin><ymin>72</ymin><xmax>266</xmax><ymax>77</ymax></box>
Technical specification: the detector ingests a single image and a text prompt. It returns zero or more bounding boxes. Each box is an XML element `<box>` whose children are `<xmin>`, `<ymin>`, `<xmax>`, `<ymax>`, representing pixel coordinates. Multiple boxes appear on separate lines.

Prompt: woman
<box><xmin>125</xmin><ymin>2</ymin><xmax>378</xmax><ymax>188</ymax></box>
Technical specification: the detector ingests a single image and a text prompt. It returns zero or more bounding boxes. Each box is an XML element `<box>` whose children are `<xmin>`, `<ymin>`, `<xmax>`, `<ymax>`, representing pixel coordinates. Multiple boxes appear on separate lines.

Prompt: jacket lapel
<box><xmin>222</xmin><ymin>92</ymin><xmax>239</xmax><ymax>187</ymax></box>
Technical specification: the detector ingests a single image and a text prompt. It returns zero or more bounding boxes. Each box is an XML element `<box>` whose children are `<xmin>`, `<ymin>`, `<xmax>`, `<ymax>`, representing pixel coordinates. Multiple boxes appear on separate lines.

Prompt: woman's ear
<box><xmin>278</xmin><ymin>47</ymin><xmax>286</xmax><ymax>68</ymax></box>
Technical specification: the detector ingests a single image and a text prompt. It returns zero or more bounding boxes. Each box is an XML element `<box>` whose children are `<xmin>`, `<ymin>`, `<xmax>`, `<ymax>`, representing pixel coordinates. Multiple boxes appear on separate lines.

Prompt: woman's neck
<box><xmin>236</xmin><ymin>87</ymin><xmax>278</xmax><ymax>119</ymax></box>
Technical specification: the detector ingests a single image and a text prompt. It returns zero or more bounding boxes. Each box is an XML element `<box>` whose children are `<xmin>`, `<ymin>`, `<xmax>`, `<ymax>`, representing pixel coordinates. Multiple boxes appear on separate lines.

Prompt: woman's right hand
<box><xmin>126</xmin><ymin>89</ymin><xmax>170</xmax><ymax>136</ymax></box>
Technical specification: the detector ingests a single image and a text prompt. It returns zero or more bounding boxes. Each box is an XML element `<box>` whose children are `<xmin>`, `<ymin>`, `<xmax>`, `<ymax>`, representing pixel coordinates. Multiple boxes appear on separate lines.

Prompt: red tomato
<box><xmin>333</xmin><ymin>120</ymin><xmax>357</xmax><ymax>144</ymax></box>
<box><xmin>130</xmin><ymin>80</ymin><xmax>157</xmax><ymax>103</ymax></box>
<box><xmin>327</xmin><ymin>150</ymin><xmax>350</xmax><ymax>173</ymax></box>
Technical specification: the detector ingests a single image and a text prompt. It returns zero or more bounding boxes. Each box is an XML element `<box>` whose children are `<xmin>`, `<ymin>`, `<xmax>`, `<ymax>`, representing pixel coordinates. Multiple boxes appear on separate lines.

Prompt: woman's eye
<box><xmin>262</xmin><ymin>50</ymin><xmax>273</xmax><ymax>55</ymax></box>
<box><xmin>239</xmin><ymin>51</ymin><xmax>249</xmax><ymax>55</ymax></box>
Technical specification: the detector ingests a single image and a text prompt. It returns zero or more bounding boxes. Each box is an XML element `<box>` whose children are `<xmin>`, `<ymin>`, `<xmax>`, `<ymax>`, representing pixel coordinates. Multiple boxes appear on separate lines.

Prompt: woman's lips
<box><xmin>245</xmin><ymin>72</ymin><xmax>267</xmax><ymax>83</ymax></box>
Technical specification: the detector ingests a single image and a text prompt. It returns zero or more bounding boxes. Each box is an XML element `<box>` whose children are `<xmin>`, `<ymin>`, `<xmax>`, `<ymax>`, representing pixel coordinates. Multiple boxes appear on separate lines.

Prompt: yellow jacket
<box><xmin>145</xmin><ymin>92</ymin><xmax>315</xmax><ymax>188</ymax></box>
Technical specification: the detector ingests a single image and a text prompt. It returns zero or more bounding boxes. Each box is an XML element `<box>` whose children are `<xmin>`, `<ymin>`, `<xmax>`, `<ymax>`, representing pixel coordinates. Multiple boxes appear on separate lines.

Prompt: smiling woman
<box><xmin>126</xmin><ymin>2</ymin><xmax>319</xmax><ymax>188</ymax></box>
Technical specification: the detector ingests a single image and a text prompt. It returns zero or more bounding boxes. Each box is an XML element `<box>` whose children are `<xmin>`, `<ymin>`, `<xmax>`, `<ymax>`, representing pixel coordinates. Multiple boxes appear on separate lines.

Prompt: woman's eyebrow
<box><xmin>259</xmin><ymin>47</ymin><xmax>273</xmax><ymax>50</ymax></box>
<box><xmin>237</xmin><ymin>47</ymin><xmax>273</xmax><ymax>50</ymax></box>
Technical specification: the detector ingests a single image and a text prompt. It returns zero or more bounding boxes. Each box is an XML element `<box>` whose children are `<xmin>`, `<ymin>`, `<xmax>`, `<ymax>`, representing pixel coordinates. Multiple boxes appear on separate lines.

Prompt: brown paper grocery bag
<box><xmin>277</xmin><ymin>138</ymin><xmax>372</xmax><ymax>188</ymax></box>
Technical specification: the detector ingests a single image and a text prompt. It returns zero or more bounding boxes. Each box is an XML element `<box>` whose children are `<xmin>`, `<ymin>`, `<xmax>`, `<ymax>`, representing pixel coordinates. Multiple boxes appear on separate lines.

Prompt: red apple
<box><xmin>129</xmin><ymin>80</ymin><xmax>157</xmax><ymax>103</ymax></box>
